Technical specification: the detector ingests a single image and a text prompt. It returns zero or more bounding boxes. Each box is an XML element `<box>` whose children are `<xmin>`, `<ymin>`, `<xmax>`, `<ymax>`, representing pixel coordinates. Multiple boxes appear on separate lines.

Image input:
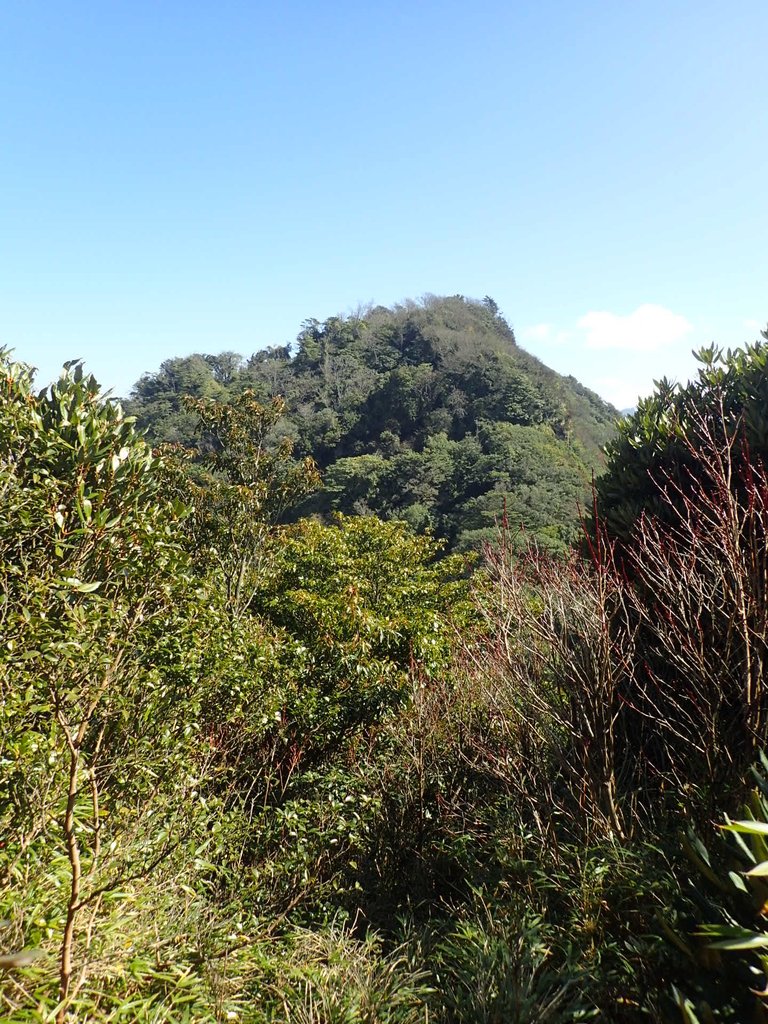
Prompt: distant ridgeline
<box><xmin>126</xmin><ymin>295</ymin><xmax>619</xmax><ymax>551</ymax></box>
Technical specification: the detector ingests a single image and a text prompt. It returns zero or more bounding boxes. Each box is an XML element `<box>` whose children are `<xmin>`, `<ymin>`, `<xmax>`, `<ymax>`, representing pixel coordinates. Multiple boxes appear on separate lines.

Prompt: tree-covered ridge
<box><xmin>126</xmin><ymin>295</ymin><xmax>620</xmax><ymax>551</ymax></box>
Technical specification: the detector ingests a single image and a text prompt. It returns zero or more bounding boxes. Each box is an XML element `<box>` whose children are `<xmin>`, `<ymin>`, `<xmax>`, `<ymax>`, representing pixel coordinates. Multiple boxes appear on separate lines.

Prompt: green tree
<box><xmin>593</xmin><ymin>332</ymin><xmax>768</xmax><ymax>546</ymax></box>
<box><xmin>255</xmin><ymin>514</ymin><xmax>472</xmax><ymax>743</ymax></box>
<box><xmin>0</xmin><ymin>354</ymin><xmax>223</xmax><ymax>1019</ymax></box>
<box><xmin>178</xmin><ymin>390</ymin><xmax>320</xmax><ymax>617</ymax></box>
<box><xmin>125</xmin><ymin>353</ymin><xmax>228</xmax><ymax>446</ymax></box>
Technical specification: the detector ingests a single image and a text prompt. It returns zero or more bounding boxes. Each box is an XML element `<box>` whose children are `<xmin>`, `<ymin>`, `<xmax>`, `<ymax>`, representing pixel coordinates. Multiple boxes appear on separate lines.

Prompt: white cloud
<box><xmin>521</xmin><ymin>324</ymin><xmax>571</xmax><ymax>345</ymax></box>
<box><xmin>521</xmin><ymin>323</ymin><xmax>552</xmax><ymax>341</ymax></box>
<box><xmin>578</xmin><ymin>304</ymin><xmax>692</xmax><ymax>352</ymax></box>
<box><xmin>591</xmin><ymin>376</ymin><xmax>646</xmax><ymax>412</ymax></box>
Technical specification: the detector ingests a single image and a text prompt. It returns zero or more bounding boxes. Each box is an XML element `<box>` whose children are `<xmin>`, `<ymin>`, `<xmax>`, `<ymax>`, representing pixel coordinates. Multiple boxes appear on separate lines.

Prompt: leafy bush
<box><xmin>647</xmin><ymin>751</ymin><xmax>768</xmax><ymax>1023</ymax></box>
<box><xmin>594</xmin><ymin>334</ymin><xmax>768</xmax><ymax>546</ymax></box>
<box><xmin>0</xmin><ymin>354</ymin><xmax>233</xmax><ymax>1020</ymax></box>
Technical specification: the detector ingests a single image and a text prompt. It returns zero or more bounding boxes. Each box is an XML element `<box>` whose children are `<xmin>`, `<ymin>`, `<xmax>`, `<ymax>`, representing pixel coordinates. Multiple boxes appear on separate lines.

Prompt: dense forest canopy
<box><xmin>126</xmin><ymin>295</ymin><xmax>619</xmax><ymax>551</ymax></box>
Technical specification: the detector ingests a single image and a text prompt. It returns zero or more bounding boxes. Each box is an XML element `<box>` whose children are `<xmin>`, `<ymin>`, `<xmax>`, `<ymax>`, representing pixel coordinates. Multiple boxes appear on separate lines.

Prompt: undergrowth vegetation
<box><xmin>2</xmin><ymin>332</ymin><xmax>768</xmax><ymax>1021</ymax></box>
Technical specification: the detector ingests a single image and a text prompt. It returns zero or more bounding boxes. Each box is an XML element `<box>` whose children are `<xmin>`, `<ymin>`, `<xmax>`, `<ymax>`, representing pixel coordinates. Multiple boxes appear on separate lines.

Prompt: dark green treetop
<box><xmin>593</xmin><ymin>329</ymin><xmax>768</xmax><ymax>545</ymax></box>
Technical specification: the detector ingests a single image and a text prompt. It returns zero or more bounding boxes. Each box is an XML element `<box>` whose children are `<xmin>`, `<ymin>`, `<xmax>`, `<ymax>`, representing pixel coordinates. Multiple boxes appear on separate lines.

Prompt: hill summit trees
<box><xmin>127</xmin><ymin>295</ymin><xmax>619</xmax><ymax>552</ymax></box>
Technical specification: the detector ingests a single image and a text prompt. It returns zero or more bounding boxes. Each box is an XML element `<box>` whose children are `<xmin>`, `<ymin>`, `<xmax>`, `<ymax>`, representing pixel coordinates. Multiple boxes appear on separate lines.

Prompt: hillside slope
<box><xmin>127</xmin><ymin>295</ymin><xmax>619</xmax><ymax>550</ymax></box>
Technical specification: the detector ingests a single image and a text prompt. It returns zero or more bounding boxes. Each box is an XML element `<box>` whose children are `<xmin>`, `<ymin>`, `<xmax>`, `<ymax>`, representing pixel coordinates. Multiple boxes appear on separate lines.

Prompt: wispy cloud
<box><xmin>521</xmin><ymin>323</ymin><xmax>552</xmax><ymax>341</ymax></box>
<box><xmin>578</xmin><ymin>304</ymin><xmax>692</xmax><ymax>352</ymax></box>
<box><xmin>520</xmin><ymin>303</ymin><xmax>704</xmax><ymax>408</ymax></box>
<box><xmin>521</xmin><ymin>324</ymin><xmax>572</xmax><ymax>345</ymax></box>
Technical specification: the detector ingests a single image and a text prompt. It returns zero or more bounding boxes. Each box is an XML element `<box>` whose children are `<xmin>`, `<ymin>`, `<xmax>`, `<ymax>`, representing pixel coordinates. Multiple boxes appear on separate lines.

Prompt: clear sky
<box><xmin>3</xmin><ymin>1</ymin><xmax>766</xmax><ymax>409</ymax></box>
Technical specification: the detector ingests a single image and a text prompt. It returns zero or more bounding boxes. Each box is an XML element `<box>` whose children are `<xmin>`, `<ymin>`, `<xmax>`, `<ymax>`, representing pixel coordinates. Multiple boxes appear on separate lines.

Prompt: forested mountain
<box><xmin>126</xmin><ymin>295</ymin><xmax>619</xmax><ymax>550</ymax></box>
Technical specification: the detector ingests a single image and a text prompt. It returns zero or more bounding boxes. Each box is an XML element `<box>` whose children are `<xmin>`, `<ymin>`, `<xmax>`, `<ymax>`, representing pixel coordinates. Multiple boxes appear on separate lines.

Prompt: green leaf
<box><xmin>722</xmin><ymin>820</ymin><xmax>768</xmax><ymax>836</ymax></box>
<box><xmin>727</xmin><ymin>870</ymin><xmax>749</xmax><ymax>891</ymax></box>
<box><xmin>61</xmin><ymin>577</ymin><xmax>102</xmax><ymax>593</ymax></box>
<box><xmin>705</xmin><ymin>933</ymin><xmax>768</xmax><ymax>951</ymax></box>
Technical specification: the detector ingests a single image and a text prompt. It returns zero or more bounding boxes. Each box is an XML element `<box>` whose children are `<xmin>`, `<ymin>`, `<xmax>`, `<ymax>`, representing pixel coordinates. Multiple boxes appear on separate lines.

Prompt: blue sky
<box><xmin>3</xmin><ymin>1</ymin><xmax>766</xmax><ymax>409</ymax></box>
